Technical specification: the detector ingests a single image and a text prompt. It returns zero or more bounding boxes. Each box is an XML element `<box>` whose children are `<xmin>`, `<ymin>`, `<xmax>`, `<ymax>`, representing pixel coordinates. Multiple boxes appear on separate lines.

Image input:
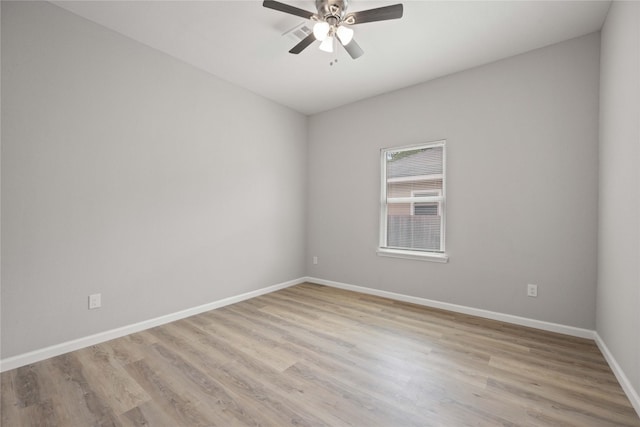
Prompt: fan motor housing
<box><xmin>316</xmin><ymin>0</ymin><xmax>348</xmax><ymax>18</ymax></box>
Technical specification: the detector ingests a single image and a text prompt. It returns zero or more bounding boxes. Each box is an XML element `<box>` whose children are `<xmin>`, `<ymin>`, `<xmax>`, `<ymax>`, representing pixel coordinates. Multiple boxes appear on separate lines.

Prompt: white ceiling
<box><xmin>52</xmin><ymin>0</ymin><xmax>610</xmax><ymax>115</ymax></box>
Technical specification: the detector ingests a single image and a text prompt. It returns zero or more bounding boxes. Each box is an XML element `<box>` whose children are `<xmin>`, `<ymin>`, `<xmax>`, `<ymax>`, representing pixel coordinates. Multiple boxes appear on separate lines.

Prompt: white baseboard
<box><xmin>594</xmin><ymin>332</ymin><xmax>640</xmax><ymax>417</ymax></box>
<box><xmin>0</xmin><ymin>277</ymin><xmax>305</xmax><ymax>372</ymax></box>
<box><xmin>305</xmin><ymin>277</ymin><xmax>595</xmax><ymax>339</ymax></box>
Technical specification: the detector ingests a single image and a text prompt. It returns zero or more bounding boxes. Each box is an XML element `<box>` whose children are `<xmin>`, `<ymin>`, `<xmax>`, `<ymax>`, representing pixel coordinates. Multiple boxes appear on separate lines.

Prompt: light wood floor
<box><xmin>2</xmin><ymin>283</ymin><xmax>639</xmax><ymax>426</ymax></box>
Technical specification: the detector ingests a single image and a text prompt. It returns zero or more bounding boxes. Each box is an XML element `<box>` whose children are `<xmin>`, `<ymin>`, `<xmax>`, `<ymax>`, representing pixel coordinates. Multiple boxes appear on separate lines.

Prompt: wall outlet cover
<box><xmin>89</xmin><ymin>293</ymin><xmax>102</xmax><ymax>309</ymax></box>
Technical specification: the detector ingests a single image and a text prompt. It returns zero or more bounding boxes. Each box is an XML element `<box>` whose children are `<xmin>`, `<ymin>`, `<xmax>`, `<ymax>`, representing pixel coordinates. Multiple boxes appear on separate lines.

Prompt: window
<box><xmin>378</xmin><ymin>141</ymin><xmax>447</xmax><ymax>262</ymax></box>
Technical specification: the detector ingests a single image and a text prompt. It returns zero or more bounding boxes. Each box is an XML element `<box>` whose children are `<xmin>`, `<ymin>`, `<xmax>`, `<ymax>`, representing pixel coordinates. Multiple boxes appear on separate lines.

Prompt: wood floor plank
<box><xmin>197</xmin><ymin>310</ymin><xmax>300</xmax><ymax>372</ymax></box>
<box><xmin>489</xmin><ymin>354</ymin><xmax>630</xmax><ymax>403</ymax></box>
<box><xmin>225</xmin><ymin>304</ymin><xmax>419</xmax><ymax>399</ymax></box>
<box><xmin>2</xmin><ymin>283</ymin><xmax>639</xmax><ymax>426</ymax></box>
<box><xmin>14</xmin><ymin>365</ymin><xmax>41</xmax><ymax>408</ymax></box>
<box><xmin>145</xmin><ymin>319</ymin><xmax>337</xmax><ymax>425</ymax></box>
<box><xmin>107</xmin><ymin>332</ymin><xmax>159</xmax><ymax>368</ymax></box>
<box><xmin>124</xmin><ymin>357</ymin><xmax>213</xmax><ymax>427</ymax></box>
<box><xmin>1</xmin><ymin>371</ymin><xmax>22</xmax><ymax>426</ymax></box>
<box><xmin>25</xmin><ymin>361</ymin><xmax>74</xmax><ymax>426</ymax></box>
<box><xmin>18</xmin><ymin>398</ymin><xmax>57</xmax><ymax>427</ymax></box>
<box><xmin>149</xmin><ymin>341</ymin><xmax>268</xmax><ymax>426</ymax></box>
<box><xmin>74</xmin><ymin>344</ymin><xmax>151</xmax><ymax>415</ymax></box>
<box><xmin>49</xmin><ymin>354</ymin><xmax>122</xmax><ymax>426</ymax></box>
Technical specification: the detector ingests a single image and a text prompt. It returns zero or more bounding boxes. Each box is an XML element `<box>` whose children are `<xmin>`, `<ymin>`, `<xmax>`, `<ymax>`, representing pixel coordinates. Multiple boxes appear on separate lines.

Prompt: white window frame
<box><xmin>378</xmin><ymin>140</ymin><xmax>448</xmax><ymax>263</ymax></box>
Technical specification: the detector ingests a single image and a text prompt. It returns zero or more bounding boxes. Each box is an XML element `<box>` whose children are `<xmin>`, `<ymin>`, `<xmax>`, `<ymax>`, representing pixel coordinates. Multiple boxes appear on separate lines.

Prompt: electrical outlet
<box><xmin>313</xmin><ymin>256</ymin><xmax>318</xmax><ymax>265</ymax></box>
<box><xmin>89</xmin><ymin>293</ymin><xmax>101</xmax><ymax>309</ymax></box>
<box><xmin>527</xmin><ymin>284</ymin><xmax>538</xmax><ymax>298</ymax></box>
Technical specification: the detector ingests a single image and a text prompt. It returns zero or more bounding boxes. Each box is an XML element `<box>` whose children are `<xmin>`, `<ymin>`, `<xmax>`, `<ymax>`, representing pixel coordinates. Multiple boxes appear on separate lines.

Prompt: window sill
<box><xmin>377</xmin><ymin>248</ymin><xmax>449</xmax><ymax>263</ymax></box>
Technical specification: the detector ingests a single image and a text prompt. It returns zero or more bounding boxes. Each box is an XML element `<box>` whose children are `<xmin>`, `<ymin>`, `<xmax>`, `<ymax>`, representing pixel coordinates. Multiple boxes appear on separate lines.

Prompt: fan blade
<box><xmin>262</xmin><ymin>0</ymin><xmax>316</xmax><ymax>20</ymax></box>
<box><xmin>345</xmin><ymin>4</ymin><xmax>403</xmax><ymax>24</ymax></box>
<box><xmin>289</xmin><ymin>33</ymin><xmax>316</xmax><ymax>54</ymax></box>
<box><xmin>342</xmin><ymin>38</ymin><xmax>364</xmax><ymax>59</ymax></box>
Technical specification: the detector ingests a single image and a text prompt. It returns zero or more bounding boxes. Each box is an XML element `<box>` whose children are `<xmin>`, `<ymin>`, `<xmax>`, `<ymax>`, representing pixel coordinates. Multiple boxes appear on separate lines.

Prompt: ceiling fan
<box><xmin>263</xmin><ymin>0</ymin><xmax>403</xmax><ymax>59</ymax></box>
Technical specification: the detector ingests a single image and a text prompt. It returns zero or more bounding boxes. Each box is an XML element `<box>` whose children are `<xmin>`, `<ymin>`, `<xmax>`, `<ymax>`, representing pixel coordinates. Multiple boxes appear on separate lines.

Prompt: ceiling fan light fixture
<box><xmin>313</xmin><ymin>21</ymin><xmax>330</xmax><ymax>41</ymax></box>
<box><xmin>263</xmin><ymin>0</ymin><xmax>404</xmax><ymax>59</ymax></box>
<box><xmin>336</xmin><ymin>25</ymin><xmax>354</xmax><ymax>45</ymax></box>
<box><xmin>319</xmin><ymin>36</ymin><xmax>334</xmax><ymax>53</ymax></box>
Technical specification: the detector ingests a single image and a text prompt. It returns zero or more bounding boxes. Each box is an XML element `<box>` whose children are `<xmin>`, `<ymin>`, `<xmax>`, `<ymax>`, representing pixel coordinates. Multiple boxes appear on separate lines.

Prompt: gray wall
<box><xmin>307</xmin><ymin>33</ymin><xmax>600</xmax><ymax>329</ymax></box>
<box><xmin>1</xmin><ymin>1</ymin><xmax>307</xmax><ymax>358</ymax></box>
<box><xmin>597</xmin><ymin>0</ymin><xmax>640</xmax><ymax>398</ymax></box>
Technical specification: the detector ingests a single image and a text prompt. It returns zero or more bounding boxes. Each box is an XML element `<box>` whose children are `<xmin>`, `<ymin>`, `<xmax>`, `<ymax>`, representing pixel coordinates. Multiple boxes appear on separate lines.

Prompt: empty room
<box><xmin>1</xmin><ymin>0</ymin><xmax>639</xmax><ymax>425</ymax></box>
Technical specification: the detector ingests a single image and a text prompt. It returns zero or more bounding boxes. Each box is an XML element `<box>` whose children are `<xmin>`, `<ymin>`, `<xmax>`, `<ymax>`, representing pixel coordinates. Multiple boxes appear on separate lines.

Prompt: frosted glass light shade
<box><xmin>313</xmin><ymin>22</ymin><xmax>330</xmax><ymax>41</ymax></box>
<box><xmin>319</xmin><ymin>36</ymin><xmax>334</xmax><ymax>53</ymax></box>
<box><xmin>336</xmin><ymin>26</ymin><xmax>354</xmax><ymax>45</ymax></box>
